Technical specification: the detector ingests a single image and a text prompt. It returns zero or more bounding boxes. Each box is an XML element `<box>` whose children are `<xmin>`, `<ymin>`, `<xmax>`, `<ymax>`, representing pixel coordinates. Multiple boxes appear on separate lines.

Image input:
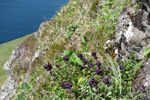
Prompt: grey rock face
<box><xmin>115</xmin><ymin>0</ymin><xmax>150</xmax><ymax>90</ymax></box>
<box><xmin>115</xmin><ymin>7</ymin><xmax>150</xmax><ymax>60</ymax></box>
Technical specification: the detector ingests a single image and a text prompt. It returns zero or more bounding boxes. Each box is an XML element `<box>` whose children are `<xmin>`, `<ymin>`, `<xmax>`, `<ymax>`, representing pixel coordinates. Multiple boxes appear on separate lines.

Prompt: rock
<box><xmin>0</xmin><ymin>47</ymin><xmax>19</xmax><ymax>100</ymax></box>
<box><xmin>115</xmin><ymin>0</ymin><xmax>150</xmax><ymax>91</ymax></box>
<box><xmin>115</xmin><ymin>7</ymin><xmax>150</xmax><ymax>60</ymax></box>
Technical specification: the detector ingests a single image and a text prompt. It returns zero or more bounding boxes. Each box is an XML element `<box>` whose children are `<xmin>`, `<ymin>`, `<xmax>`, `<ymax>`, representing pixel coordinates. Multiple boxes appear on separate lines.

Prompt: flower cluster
<box><xmin>77</xmin><ymin>53</ymin><xmax>87</xmax><ymax>65</ymax></box>
<box><xmin>88</xmin><ymin>77</ymin><xmax>98</xmax><ymax>87</ymax></box>
<box><xmin>44</xmin><ymin>63</ymin><xmax>52</xmax><ymax>71</ymax></box>
<box><xmin>56</xmin><ymin>64</ymin><xmax>60</xmax><ymax>68</ymax></box>
<box><xmin>143</xmin><ymin>94</ymin><xmax>148</xmax><ymax>100</ymax></box>
<box><xmin>140</xmin><ymin>85</ymin><xmax>146</xmax><ymax>91</ymax></box>
<box><xmin>96</xmin><ymin>61</ymin><xmax>101</xmax><ymax>69</ymax></box>
<box><xmin>77</xmin><ymin>53</ymin><xmax>83</xmax><ymax>59</ymax></box>
<box><xmin>63</xmin><ymin>56</ymin><xmax>70</xmax><ymax>62</ymax></box>
<box><xmin>102</xmin><ymin>76</ymin><xmax>111</xmax><ymax>85</ymax></box>
<box><xmin>91</xmin><ymin>51</ymin><xmax>98</xmax><ymax>59</ymax></box>
<box><xmin>119</xmin><ymin>65</ymin><xmax>123</xmax><ymax>70</ymax></box>
<box><xmin>61</xmin><ymin>82</ymin><xmax>72</xmax><ymax>90</ymax></box>
<box><xmin>96</xmin><ymin>68</ymin><xmax>104</xmax><ymax>76</ymax></box>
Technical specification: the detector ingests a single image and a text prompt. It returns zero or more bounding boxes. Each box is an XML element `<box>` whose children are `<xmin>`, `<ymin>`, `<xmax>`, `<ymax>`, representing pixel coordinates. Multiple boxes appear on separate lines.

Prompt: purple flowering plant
<box><xmin>41</xmin><ymin>50</ymin><xmax>145</xmax><ymax>99</ymax></box>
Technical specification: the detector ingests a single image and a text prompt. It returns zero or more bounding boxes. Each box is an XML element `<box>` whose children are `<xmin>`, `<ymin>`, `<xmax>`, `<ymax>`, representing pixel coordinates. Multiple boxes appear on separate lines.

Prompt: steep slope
<box><xmin>1</xmin><ymin>0</ymin><xmax>143</xmax><ymax>99</ymax></box>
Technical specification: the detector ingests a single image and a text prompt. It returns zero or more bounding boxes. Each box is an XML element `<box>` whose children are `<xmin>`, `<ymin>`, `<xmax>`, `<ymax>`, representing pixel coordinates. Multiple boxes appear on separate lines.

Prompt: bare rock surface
<box><xmin>115</xmin><ymin>0</ymin><xmax>150</xmax><ymax>91</ymax></box>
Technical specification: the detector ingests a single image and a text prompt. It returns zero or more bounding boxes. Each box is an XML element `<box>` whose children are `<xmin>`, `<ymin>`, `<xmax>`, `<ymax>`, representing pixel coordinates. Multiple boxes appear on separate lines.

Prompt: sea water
<box><xmin>0</xmin><ymin>0</ymin><xmax>68</xmax><ymax>44</ymax></box>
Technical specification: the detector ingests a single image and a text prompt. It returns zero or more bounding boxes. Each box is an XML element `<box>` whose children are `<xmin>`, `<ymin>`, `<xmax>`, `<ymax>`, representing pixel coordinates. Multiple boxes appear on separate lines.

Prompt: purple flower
<box><xmin>91</xmin><ymin>52</ymin><xmax>96</xmax><ymax>57</ymax></box>
<box><xmin>143</xmin><ymin>94</ymin><xmax>148</xmax><ymax>100</ymax></box>
<box><xmin>77</xmin><ymin>53</ymin><xmax>83</xmax><ymax>59</ymax></box>
<box><xmin>119</xmin><ymin>65</ymin><xmax>123</xmax><ymax>70</ymax></box>
<box><xmin>102</xmin><ymin>76</ymin><xmax>111</xmax><ymax>85</ymax></box>
<box><xmin>140</xmin><ymin>85</ymin><xmax>146</xmax><ymax>91</ymax></box>
<box><xmin>88</xmin><ymin>77</ymin><xmax>98</xmax><ymax>87</ymax></box>
<box><xmin>56</xmin><ymin>64</ymin><xmax>60</xmax><ymax>68</ymax></box>
<box><xmin>61</xmin><ymin>82</ymin><xmax>72</xmax><ymax>90</ymax></box>
<box><xmin>44</xmin><ymin>63</ymin><xmax>52</xmax><ymax>71</ymax></box>
<box><xmin>63</xmin><ymin>56</ymin><xmax>70</xmax><ymax>62</ymax></box>
<box><xmin>94</xmin><ymin>56</ymin><xmax>98</xmax><ymax>59</ymax></box>
<box><xmin>96</xmin><ymin>68</ymin><xmax>104</xmax><ymax>76</ymax></box>
<box><xmin>96</xmin><ymin>61</ymin><xmax>101</xmax><ymax>68</ymax></box>
<box><xmin>82</xmin><ymin>93</ymin><xmax>87</xmax><ymax>98</ymax></box>
<box><xmin>91</xmin><ymin>52</ymin><xmax>98</xmax><ymax>59</ymax></box>
<box><xmin>82</xmin><ymin>58</ymin><xmax>87</xmax><ymax>65</ymax></box>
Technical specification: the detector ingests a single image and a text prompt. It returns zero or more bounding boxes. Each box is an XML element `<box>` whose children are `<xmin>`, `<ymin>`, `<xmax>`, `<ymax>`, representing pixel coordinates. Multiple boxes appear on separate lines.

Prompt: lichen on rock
<box><xmin>115</xmin><ymin>0</ymin><xmax>150</xmax><ymax>91</ymax></box>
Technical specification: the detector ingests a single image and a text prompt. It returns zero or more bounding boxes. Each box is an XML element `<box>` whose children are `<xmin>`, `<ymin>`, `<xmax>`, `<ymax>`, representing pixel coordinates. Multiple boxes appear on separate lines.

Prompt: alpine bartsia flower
<box><xmin>63</xmin><ymin>56</ymin><xmax>70</xmax><ymax>62</ymax></box>
<box><xmin>140</xmin><ymin>85</ymin><xmax>146</xmax><ymax>91</ymax></box>
<box><xmin>88</xmin><ymin>77</ymin><xmax>98</xmax><ymax>87</ymax></box>
<box><xmin>56</xmin><ymin>64</ymin><xmax>60</xmax><ymax>68</ymax></box>
<box><xmin>96</xmin><ymin>68</ymin><xmax>104</xmax><ymax>76</ymax></box>
<box><xmin>82</xmin><ymin>58</ymin><xmax>87</xmax><ymax>65</ymax></box>
<box><xmin>91</xmin><ymin>51</ymin><xmax>96</xmax><ymax>57</ymax></box>
<box><xmin>143</xmin><ymin>94</ymin><xmax>148</xmax><ymax>100</ymax></box>
<box><xmin>119</xmin><ymin>65</ymin><xmax>123</xmax><ymax>70</ymax></box>
<box><xmin>61</xmin><ymin>82</ymin><xmax>72</xmax><ymax>90</ymax></box>
<box><xmin>82</xmin><ymin>93</ymin><xmax>87</xmax><ymax>98</ymax></box>
<box><xmin>91</xmin><ymin>51</ymin><xmax>98</xmax><ymax>59</ymax></box>
<box><xmin>102</xmin><ymin>76</ymin><xmax>111</xmax><ymax>85</ymax></box>
<box><xmin>96</xmin><ymin>61</ymin><xmax>101</xmax><ymax>68</ymax></box>
<box><xmin>77</xmin><ymin>53</ymin><xmax>83</xmax><ymax>59</ymax></box>
<box><xmin>44</xmin><ymin>63</ymin><xmax>52</xmax><ymax>71</ymax></box>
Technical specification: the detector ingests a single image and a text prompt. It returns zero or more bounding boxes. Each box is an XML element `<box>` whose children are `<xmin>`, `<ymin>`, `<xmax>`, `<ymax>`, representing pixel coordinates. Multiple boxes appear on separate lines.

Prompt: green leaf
<box><xmin>136</xmin><ymin>62</ymin><xmax>142</xmax><ymax>67</ymax></box>
<box><xmin>55</xmin><ymin>57</ymin><xmax>63</xmax><ymax>64</ymax></box>
<box><xmin>82</xmin><ymin>36</ymin><xmax>86</xmax><ymax>44</ymax></box>
<box><xmin>63</xmin><ymin>50</ymin><xmax>70</xmax><ymax>56</ymax></box>
<box><xmin>93</xmin><ymin>24</ymin><xmax>100</xmax><ymax>32</ymax></box>
<box><xmin>106</xmin><ymin>91</ymin><xmax>112</xmax><ymax>97</ymax></box>
<box><xmin>132</xmin><ymin>93</ymin><xmax>143</xmax><ymax>99</ymax></box>
<box><xmin>69</xmin><ymin>53</ymin><xmax>83</xmax><ymax>66</ymax></box>
<box><xmin>143</xmin><ymin>47</ymin><xmax>150</xmax><ymax>57</ymax></box>
<box><xmin>99</xmin><ymin>97</ymin><xmax>105</xmax><ymax>100</ymax></box>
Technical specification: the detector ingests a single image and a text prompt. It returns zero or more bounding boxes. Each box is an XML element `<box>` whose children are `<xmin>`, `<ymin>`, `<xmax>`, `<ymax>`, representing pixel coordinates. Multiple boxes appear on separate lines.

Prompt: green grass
<box><xmin>0</xmin><ymin>37</ymin><xmax>25</xmax><ymax>86</ymax></box>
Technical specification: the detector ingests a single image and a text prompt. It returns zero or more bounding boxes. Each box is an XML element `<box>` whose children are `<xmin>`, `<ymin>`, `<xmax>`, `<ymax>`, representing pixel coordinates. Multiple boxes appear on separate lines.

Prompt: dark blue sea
<box><xmin>0</xmin><ymin>0</ymin><xmax>68</xmax><ymax>44</ymax></box>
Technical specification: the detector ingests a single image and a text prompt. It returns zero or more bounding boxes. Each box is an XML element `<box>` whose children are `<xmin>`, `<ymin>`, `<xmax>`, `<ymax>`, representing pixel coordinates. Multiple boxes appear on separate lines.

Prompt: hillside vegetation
<box><xmin>6</xmin><ymin>0</ymin><xmax>148</xmax><ymax>99</ymax></box>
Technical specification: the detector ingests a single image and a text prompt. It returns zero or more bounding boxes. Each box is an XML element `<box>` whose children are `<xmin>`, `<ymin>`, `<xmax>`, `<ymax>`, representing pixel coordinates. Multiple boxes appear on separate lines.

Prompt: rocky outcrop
<box><xmin>0</xmin><ymin>47</ymin><xmax>19</xmax><ymax>100</ymax></box>
<box><xmin>115</xmin><ymin>0</ymin><xmax>150</xmax><ymax>91</ymax></box>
